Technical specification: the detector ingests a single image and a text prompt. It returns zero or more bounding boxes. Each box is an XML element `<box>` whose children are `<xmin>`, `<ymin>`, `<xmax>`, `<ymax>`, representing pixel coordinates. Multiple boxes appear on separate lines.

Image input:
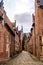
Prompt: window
<box><xmin>40</xmin><ymin>36</ymin><xmax>43</xmax><ymax>52</ymax></box>
<box><xmin>0</xmin><ymin>32</ymin><xmax>1</xmax><ymax>43</ymax></box>
<box><xmin>6</xmin><ymin>36</ymin><xmax>8</xmax><ymax>43</ymax></box>
<box><xmin>0</xmin><ymin>11</ymin><xmax>3</xmax><ymax>17</ymax></box>
<box><xmin>4</xmin><ymin>33</ymin><xmax>9</xmax><ymax>44</ymax></box>
<box><xmin>37</xmin><ymin>0</ymin><xmax>40</xmax><ymax>3</ymax></box>
<box><xmin>42</xmin><ymin>36</ymin><xmax>43</xmax><ymax>45</ymax></box>
<box><xmin>42</xmin><ymin>30</ymin><xmax>43</xmax><ymax>35</ymax></box>
<box><xmin>2</xmin><ymin>20</ymin><xmax>4</xmax><ymax>26</ymax></box>
<box><xmin>40</xmin><ymin>36</ymin><xmax>42</xmax><ymax>44</ymax></box>
<box><xmin>37</xmin><ymin>0</ymin><xmax>40</xmax><ymax>5</ymax></box>
<box><xmin>40</xmin><ymin>0</ymin><xmax>43</xmax><ymax>6</ymax></box>
<box><xmin>6</xmin><ymin>43</ymin><xmax>10</xmax><ymax>57</ymax></box>
<box><xmin>40</xmin><ymin>36</ymin><xmax>43</xmax><ymax>45</ymax></box>
<box><xmin>40</xmin><ymin>36</ymin><xmax>42</xmax><ymax>51</ymax></box>
<box><xmin>41</xmin><ymin>46</ymin><xmax>43</xmax><ymax>52</ymax></box>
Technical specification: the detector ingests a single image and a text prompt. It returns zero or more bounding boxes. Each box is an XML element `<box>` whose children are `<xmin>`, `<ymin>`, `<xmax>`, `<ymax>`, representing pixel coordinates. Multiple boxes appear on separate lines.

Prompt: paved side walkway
<box><xmin>6</xmin><ymin>51</ymin><xmax>43</xmax><ymax>65</ymax></box>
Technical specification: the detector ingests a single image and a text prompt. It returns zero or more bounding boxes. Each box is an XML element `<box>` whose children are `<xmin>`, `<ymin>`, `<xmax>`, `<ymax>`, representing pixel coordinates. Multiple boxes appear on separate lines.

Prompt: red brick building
<box><xmin>18</xmin><ymin>30</ymin><xmax>22</xmax><ymax>52</ymax></box>
<box><xmin>31</xmin><ymin>14</ymin><xmax>36</xmax><ymax>56</ymax></box>
<box><xmin>24</xmin><ymin>0</ymin><xmax>43</xmax><ymax>60</ymax></box>
<box><xmin>35</xmin><ymin>0</ymin><xmax>43</xmax><ymax>60</ymax></box>
<box><xmin>13</xmin><ymin>21</ymin><xmax>22</xmax><ymax>53</ymax></box>
<box><xmin>0</xmin><ymin>0</ymin><xmax>22</xmax><ymax>61</ymax></box>
<box><xmin>0</xmin><ymin>1</ymin><xmax>15</xmax><ymax>61</ymax></box>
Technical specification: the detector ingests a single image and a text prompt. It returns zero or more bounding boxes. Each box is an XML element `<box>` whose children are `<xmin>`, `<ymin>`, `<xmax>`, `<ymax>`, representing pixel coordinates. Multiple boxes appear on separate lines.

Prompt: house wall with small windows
<box><xmin>0</xmin><ymin>0</ymin><xmax>22</xmax><ymax>62</ymax></box>
<box><xmin>15</xmin><ymin>31</ymin><xmax>20</xmax><ymax>53</ymax></box>
<box><xmin>24</xmin><ymin>0</ymin><xmax>43</xmax><ymax>60</ymax></box>
<box><xmin>0</xmin><ymin>1</ymin><xmax>15</xmax><ymax>61</ymax></box>
<box><xmin>35</xmin><ymin>0</ymin><xmax>43</xmax><ymax>59</ymax></box>
<box><xmin>0</xmin><ymin>15</ymin><xmax>15</xmax><ymax>61</ymax></box>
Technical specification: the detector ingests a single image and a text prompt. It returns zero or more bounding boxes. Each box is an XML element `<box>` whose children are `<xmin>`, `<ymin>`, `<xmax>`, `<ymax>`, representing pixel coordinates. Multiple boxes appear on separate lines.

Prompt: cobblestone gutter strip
<box><xmin>0</xmin><ymin>51</ymin><xmax>22</xmax><ymax>65</ymax></box>
<box><xmin>7</xmin><ymin>51</ymin><xmax>22</xmax><ymax>62</ymax></box>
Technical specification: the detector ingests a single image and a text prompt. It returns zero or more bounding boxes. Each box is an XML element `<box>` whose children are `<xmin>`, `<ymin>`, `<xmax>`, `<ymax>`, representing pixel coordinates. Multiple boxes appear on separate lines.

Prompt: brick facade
<box><xmin>0</xmin><ymin>1</ymin><xmax>22</xmax><ymax>61</ymax></box>
<box><xmin>35</xmin><ymin>0</ymin><xmax>43</xmax><ymax>60</ymax></box>
<box><xmin>0</xmin><ymin>2</ymin><xmax>15</xmax><ymax>61</ymax></box>
<box><xmin>24</xmin><ymin>0</ymin><xmax>43</xmax><ymax>60</ymax></box>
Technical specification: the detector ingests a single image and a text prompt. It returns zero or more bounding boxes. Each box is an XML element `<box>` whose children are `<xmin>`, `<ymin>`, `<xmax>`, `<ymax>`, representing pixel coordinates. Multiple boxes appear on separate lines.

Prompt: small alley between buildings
<box><xmin>0</xmin><ymin>51</ymin><xmax>43</xmax><ymax>65</ymax></box>
<box><xmin>0</xmin><ymin>0</ymin><xmax>43</xmax><ymax>65</ymax></box>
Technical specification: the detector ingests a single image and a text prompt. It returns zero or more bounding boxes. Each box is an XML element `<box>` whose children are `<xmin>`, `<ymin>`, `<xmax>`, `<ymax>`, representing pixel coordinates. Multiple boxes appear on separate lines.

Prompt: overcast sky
<box><xmin>3</xmin><ymin>0</ymin><xmax>34</xmax><ymax>33</ymax></box>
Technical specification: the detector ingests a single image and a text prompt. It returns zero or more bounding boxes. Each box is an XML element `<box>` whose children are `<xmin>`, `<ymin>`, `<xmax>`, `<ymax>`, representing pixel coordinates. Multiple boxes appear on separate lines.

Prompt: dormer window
<box><xmin>32</xmin><ymin>23</ymin><xmax>35</xmax><ymax>27</ymax></box>
<box><xmin>0</xmin><ymin>4</ymin><xmax>1</xmax><ymax>7</ymax></box>
<box><xmin>0</xmin><ymin>0</ymin><xmax>3</xmax><ymax>6</ymax></box>
<box><xmin>37</xmin><ymin>0</ymin><xmax>40</xmax><ymax>5</ymax></box>
<box><xmin>0</xmin><ymin>11</ymin><xmax>3</xmax><ymax>21</ymax></box>
<box><xmin>0</xmin><ymin>11</ymin><xmax>3</xmax><ymax>16</ymax></box>
<box><xmin>37</xmin><ymin>0</ymin><xmax>40</xmax><ymax>3</ymax></box>
<box><xmin>37</xmin><ymin>0</ymin><xmax>43</xmax><ymax>9</ymax></box>
<box><xmin>40</xmin><ymin>0</ymin><xmax>43</xmax><ymax>6</ymax></box>
<box><xmin>40</xmin><ymin>0</ymin><xmax>43</xmax><ymax>9</ymax></box>
<box><xmin>0</xmin><ymin>16</ymin><xmax>3</xmax><ymax>21</ymax></box>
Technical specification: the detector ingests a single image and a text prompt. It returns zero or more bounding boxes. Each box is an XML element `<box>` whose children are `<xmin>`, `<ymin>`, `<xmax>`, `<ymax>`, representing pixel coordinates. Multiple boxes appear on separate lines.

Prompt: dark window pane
<box><xmin>40</xmin><ymin>0</ymin><xmax>43</xmax><ymax>6</ymax></box>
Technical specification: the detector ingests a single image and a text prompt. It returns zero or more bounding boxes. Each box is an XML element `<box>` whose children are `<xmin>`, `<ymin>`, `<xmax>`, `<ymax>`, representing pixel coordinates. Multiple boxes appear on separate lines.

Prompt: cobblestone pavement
<box><xmin>6</xmin><ymin>51</ymin><xmax>43</xmax><ymax>65</ymax></box>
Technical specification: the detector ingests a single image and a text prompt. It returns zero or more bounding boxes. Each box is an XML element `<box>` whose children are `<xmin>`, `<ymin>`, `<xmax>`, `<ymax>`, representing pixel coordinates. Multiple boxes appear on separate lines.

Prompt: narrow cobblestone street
<box><xmin>5</xmin><ymin>51</ymin><xmax>43</xmax><ymax>65</ymax></box>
